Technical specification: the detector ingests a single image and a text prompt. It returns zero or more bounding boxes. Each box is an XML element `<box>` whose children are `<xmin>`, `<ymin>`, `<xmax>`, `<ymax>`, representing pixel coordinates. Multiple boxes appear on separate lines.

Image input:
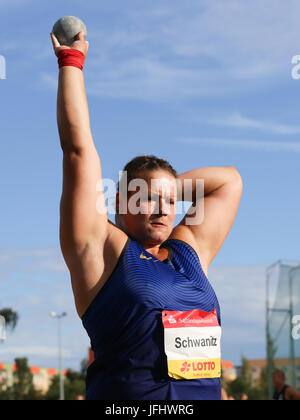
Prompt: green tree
<box><xmin>0</xmin><ymin>308</ymin><xmax>19</xmax><ymax>332</ymax></box>
<box><xmin>240</xmin><ymin>355</ymin><xmax>252</xmax><ymax>385</ymax></box>
<box><xmin>227</xmin><ymin>376</ymin><xmax>250</xmax><ymax>400</ymax></box>
<box><xmin>225</xmin><ymin>356</ymin><xmax>269</xmax><ymax>400</ymax></box>
<box><xmin>266</xmin><ymin>333</ymin><xmax>277</xmax><ymax>399</ymax></box>
<box><xmin>226</xmin><ymin>356</ymin><xmax>252</xmax><ymax>400</ymax></box>
<box><xmin>65</xmin><ymin>369</ymin><xmax>85</xmax><ymax>400</ymax></box>
<box><xmin>45</xmin><ymin>369</ymin><xmax>85</xmax><ymax>400</ymax></box>
<box><xmin>256</xmin><ymin>365</ymin><xmax>269</xmax><ymax>400</ymax></box>
<box><xmin>80</xmin><ymin>357</ymin><xmax>88</xmax><ymax>378</ymax></box>
<box><xmin>0</xmin><ymin>386</ymin><xmax>14</xmax><ymax>400</ymax></box>
<box><xmin>45</xmin><ymin>374</ymin><xmax>60</xmax><ymax>400</ymax></box>
<box><xmin>12</xmin><ymin>358</ymin><xmax>35</xmax><ymax>400</ymax></box>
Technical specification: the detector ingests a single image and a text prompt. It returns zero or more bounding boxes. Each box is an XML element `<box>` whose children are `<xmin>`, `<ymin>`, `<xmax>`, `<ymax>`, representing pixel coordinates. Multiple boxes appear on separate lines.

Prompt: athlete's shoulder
<box><xmin>166</xmin><ymin>225</ymin><xmax>209</xmax><ymax>277</ymax></box>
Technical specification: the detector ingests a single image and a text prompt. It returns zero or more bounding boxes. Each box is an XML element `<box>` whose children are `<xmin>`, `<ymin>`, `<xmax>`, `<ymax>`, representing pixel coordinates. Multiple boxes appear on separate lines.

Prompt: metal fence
<box><xmin>266</xmin><ymin>260</ymin><xmax>300</xmax><ymax>399</ymax></box>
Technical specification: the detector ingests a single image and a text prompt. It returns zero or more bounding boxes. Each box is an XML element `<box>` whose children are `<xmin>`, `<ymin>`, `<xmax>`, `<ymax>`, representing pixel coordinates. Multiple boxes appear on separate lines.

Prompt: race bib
<box><xmin>162</xmin><ymin>309</ymin><xmax>221</xmax><ymax>380</ymax></box>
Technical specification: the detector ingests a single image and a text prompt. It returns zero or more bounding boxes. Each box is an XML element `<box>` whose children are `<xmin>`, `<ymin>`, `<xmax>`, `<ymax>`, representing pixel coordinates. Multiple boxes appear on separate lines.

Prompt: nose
<box><xmin>154</xmin><ymin>197</ymin><xmax>171</xmax><ymax>216</ymax></box>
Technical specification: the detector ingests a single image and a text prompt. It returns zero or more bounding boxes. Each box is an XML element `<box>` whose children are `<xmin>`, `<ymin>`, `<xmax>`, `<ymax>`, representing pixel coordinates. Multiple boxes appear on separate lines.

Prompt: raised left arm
<box><xmin>174</xmin><ymin>166</ymin><xmax>243</xmax><ymax>268</ymax></box>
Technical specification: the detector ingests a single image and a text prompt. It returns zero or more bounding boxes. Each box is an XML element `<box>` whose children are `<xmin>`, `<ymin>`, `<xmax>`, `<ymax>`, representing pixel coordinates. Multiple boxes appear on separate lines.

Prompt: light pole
<box><xmin>50</xmin><ymin>311</ymin><xmax>67</xmax><ymax>400</ymax></box>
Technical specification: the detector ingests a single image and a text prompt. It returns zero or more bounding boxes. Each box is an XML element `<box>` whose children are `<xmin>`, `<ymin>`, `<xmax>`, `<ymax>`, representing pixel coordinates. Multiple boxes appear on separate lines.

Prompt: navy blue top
<box><xmin>81</xmin><ymin>237</ymin><xmax>221</xmax><ymax>400</ymax></box>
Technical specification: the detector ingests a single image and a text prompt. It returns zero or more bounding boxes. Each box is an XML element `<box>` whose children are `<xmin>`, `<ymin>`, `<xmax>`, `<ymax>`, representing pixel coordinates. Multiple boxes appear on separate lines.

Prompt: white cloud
<box><xmin>0</xmin><ymin>0</ymin><xmax>24</xmax><ymax>4</ymax></box>
<box><xmin>86</xmin><ymin>59</ymin><xmax>228</xmax><ymax>102</ymax></box>
<box><xmin>180</xmin><ymin>137</ymin><xmax>300</xmax><ymax>153</ymax></box>
<box><xmin>39</xmin><ymin>73</ymin><xmax>58</xmax><ymax>90</ymax></box>
<box><xmin>0</xmin><ymin>247</ymin><xmax>67</xmax><ymax>284</ymax></box>
<box><xmin>163</xmin><ymin>0</ymin><xmax>299</xmax><ymax>70</ymax></box>
<box><xmin>0</xmin><ymin>247</ymin><xmax>59</xmax><ymax>259</ymax></box>
<box><xmin>41</xmin><ymin>0</ymin><xmax>300</xmax><ymax>101</ymax></box>
<box><xmin>208</xmin><ymin>113</ymin><xmax>300</xmax><ymax>135</ymax></box>
<box><xmin>0</xmin><ymin>243</ymin><xmax>88</xmax><ymax>369</ymax></box>
<box><xmin>0</xmin><ymin>346</ymin><xmax>71</xmax><ymax>358</ymax></box>
<box><xmin>209</xmin><ymin>264</ymin><xmax>267</xmax><ymax>323</ymax></box>
<box><xmin>208</xmin><ymin>264</ymin><xmax>268</xmax><ymax>362</ymax></box>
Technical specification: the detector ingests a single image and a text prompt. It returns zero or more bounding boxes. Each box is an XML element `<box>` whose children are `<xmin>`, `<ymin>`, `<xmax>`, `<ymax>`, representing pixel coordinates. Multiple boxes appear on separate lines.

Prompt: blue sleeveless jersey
<box><xmin>81</xmin><ymin>237</ymin><xmax>221</xmax><ymax>400</ymax></box>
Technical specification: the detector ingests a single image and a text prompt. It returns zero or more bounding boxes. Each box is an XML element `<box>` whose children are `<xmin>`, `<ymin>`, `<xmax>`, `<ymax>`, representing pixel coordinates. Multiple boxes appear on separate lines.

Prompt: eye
<box><xmin>148</xmin><ymin>195</ymin><xmax>159</xmax><ymax>202</ymax></box>
<box><xmin>144</xmin><ymin>196</ymin><xmax>154</xmax><ymax>203</ymax></box>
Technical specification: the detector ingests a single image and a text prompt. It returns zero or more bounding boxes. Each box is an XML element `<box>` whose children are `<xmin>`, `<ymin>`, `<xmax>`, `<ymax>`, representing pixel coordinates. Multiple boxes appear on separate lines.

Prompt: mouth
<box><xmin>151</xmin><ymin>222</ymin><xmax>166</xmax><ymax>228</ymax></box>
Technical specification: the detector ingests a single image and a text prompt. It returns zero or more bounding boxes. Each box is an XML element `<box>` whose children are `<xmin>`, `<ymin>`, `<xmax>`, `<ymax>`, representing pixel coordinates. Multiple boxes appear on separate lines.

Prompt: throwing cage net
<box><xmin>266</xmin><ymin>260</ymin><xmax>300</xmax><ymax>399</ymax></box>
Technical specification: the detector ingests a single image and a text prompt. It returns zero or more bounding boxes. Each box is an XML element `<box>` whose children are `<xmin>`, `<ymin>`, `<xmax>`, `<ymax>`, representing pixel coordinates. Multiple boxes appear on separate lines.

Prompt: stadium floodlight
<box><xmin>50</xmin><ymin>311</ymin><xmax>67</xmax><ymax>400</ymax></box>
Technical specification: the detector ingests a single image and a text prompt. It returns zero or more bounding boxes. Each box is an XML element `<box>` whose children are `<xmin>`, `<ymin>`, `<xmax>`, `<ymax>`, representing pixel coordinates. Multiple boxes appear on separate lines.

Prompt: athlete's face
<box><xmin>116</xmin><ymin>170</ymin><xmax>177</xmax><ymax>245</ymax></box>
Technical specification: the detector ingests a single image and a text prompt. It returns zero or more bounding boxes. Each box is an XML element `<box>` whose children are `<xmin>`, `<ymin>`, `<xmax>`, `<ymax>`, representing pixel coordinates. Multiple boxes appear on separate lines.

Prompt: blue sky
<box><xmin>1</xmin><ymin>0</ymin><xmax>300</xmax><ymax>372</ymax></box>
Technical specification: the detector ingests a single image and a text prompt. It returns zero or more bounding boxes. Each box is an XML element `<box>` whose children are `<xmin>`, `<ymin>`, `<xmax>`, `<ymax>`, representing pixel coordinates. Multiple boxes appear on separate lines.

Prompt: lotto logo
<box><xmin>181</xmin><ymin>360</ymin><xmax>216</xmax><ymax>373</ymax></box>
<box><xmin>181</xmin><ymin>362</ymin><xmax>191</xmax><ymax>373</ymax></box>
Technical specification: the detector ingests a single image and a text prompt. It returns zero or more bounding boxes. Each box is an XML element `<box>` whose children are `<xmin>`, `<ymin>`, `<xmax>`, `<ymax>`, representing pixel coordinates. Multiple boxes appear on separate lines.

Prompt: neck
<box><xmin>143</xmin><ymin>244</ymin><xmax>162</xmax><ymax>258</ymax></box>
<box><xmin>143</xmin><ymin>242</ymin><xmax>169</xmax><ymax>261</ymax></box>
<box><xmin>123</xmin><ymin>230</ymin><xmax>169</xmax><ymax>259</ymax></box>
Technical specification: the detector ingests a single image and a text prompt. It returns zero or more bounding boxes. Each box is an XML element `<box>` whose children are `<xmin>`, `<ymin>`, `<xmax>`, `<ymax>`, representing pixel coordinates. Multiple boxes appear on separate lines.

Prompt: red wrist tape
<box><xmin>57</xmin><ymin>49</ymin><xmax>85</xmax><ymax>70</ymax></box>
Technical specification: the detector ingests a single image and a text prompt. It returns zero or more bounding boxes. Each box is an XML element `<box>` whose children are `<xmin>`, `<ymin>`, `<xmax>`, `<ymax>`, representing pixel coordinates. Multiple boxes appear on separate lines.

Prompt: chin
<box><xmin>149</xmin><ymin>230</ymin><xmax>170</xmax><ymax>243</ymax></box>
<box><xmin>127</xmin><ymin>224</ymin><xmax>171</xmax><ymax>244</ymax></box>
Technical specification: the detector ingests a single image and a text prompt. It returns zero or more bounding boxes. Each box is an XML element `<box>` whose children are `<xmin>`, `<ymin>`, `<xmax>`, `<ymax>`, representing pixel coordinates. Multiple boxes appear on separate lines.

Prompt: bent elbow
<box><xmin>229</xmin><ymin>167</ymin><xmax>243</xmax><ymax>190</ymax></box>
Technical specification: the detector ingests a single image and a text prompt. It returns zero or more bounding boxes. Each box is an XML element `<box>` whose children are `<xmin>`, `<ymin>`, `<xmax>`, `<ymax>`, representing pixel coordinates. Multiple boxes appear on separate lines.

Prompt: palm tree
<box><xmin>0</xmin><ymin>308</ymin><xmax>19</xmax><ymax>333</ymax></box>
